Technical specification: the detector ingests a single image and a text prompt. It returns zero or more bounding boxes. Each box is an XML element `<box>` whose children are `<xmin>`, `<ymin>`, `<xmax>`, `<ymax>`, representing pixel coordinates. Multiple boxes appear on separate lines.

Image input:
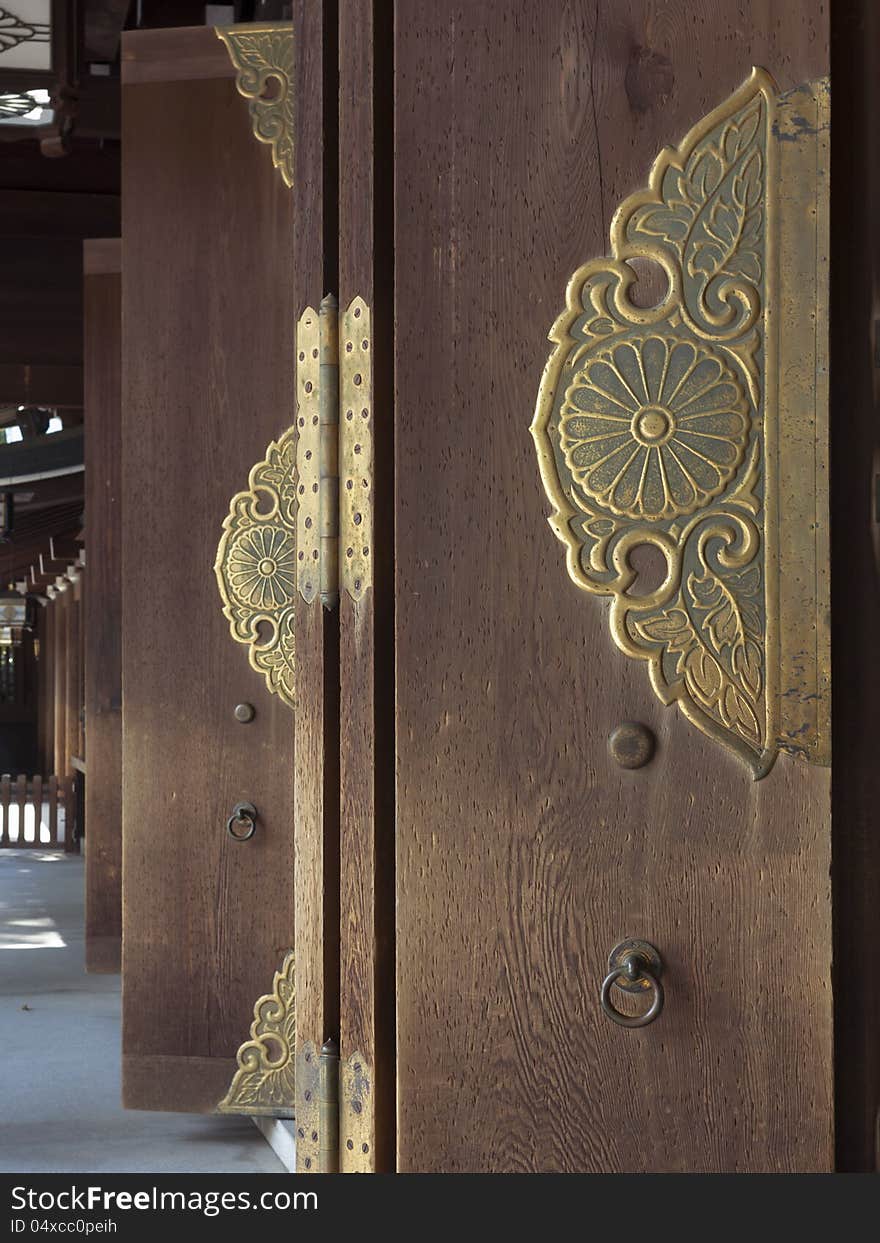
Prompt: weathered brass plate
<box><xmin>218</xmin><ymin>951</ymin><xmax>296</xmax><ymax>1116</ymax></box>
<box><xmin>216</xmin><ymin>22</ymin><xmax>294</xmax><ymax>190</ymax></box>
<box><xmin>340</xmin><ymin>1051</ymin><xmax>373</xmax><ymax>1172</ymax></box>
<box><xmin>532</xmin><ymin>68</ymin><xmax>829</xmax><ymax>777</ymax></box>
<box><xmin>339</xmin><ymin>297</ymin><xmax>373</xmax><ymax>602</ymax></box>
<box><xmin>295</xmin><ymin>306</ymin><xmax>322</xmax><ymax>604</ymax></box>
<box><xmin>215</xmin><ymin>426</ymin><xmax>297</xmax><ymax>709</ymax></box>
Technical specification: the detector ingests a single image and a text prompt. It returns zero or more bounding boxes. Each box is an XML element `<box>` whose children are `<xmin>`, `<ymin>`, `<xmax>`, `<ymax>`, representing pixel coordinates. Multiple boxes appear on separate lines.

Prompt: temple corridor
<box><xmin>0</xmin><ymin>850</ymin><xmax>284</xmax><ymax>1175</ymax></box>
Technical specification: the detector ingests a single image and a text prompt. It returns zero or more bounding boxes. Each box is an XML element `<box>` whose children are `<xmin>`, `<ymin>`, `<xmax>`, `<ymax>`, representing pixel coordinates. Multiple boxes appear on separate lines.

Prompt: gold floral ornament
<box><xmin>216</xmin><ymin>23</ymin><xmax>294</xmax><ymax>189</ymax></box>
<box><xmin>560</xmin><ymin>335</ymin><xmax>749</xmax><ymax>520</ymax></box>
<box><xmin>533</xmin><ymin>68</ymin><xmax>831</xmax><ymax>777</ymax></box>
<box><xmin>218</xmin><ymin>952</ymin><xmax>296</xmax><ymax>1116</ymax></box>
<box><xmin>215</xmin><ymin>427</ymin><xmax>297</xmax><ymax>709</ymax></box>
<box><xmin>226</xmin><ymin>526</ymin><xmax>296</xmax><ymax>611</ymax></box>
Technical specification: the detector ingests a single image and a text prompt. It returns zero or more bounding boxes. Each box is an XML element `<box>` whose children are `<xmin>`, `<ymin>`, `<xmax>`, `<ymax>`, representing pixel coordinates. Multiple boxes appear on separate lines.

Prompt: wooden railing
<box><xmin>0</xmin><ymin>775</ymin><xmax>71</xmax><ymax>848</ymax></box>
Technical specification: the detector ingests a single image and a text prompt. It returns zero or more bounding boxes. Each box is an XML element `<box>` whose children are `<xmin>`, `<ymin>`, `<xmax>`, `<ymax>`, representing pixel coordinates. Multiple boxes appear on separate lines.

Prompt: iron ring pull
<box><xmin>600</xmin><ymin>941</ymin><xmax>664</xmax><ymax>1028</ymax></box>
<box><xmin>226</xmin><ymin>801</ymin><xmax>257</xmax><ymax>842</ymax></box>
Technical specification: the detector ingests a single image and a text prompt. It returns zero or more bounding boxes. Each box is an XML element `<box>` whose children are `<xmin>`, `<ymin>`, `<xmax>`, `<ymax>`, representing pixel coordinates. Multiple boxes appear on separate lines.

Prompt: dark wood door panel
<box><xmin>393</xmin><ymin>0</ymin><xmax>831</xmax><ymax>1172</ymax></box>
<box><xmin>120</xmin><ymin>28</ymin><xmax>299</xmax><ymax>1112</ymax></box>
<box><xmin>83</xmin><ymin>241</ymin><xmax>122</xmax><ymax>973</ymax></box>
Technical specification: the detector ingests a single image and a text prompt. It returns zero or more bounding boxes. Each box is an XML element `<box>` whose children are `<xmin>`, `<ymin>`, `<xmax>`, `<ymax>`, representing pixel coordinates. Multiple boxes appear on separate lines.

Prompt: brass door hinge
<box><xmin>296</xmin><ymin>294</ymin><xmax>373</xmax><ymax>610</ymax></box>
<box><xmin>295</xmin><ymin>1039</ymin><xmax>339</xmax><ymax>1173</ymax></box>
<box><xmin>295</xmin><ymin>1039</ymin><xmax>373</xmax><ymax>1173</ymax></box>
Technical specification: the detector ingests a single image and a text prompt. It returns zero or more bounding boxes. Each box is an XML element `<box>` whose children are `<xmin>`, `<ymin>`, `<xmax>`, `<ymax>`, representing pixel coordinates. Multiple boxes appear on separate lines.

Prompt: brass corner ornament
<box><xmin>532</xmin><ymin>69</ymin><xmax>830</xmax><ymax>778</ymax></box>
<box><xmin>215</xmin><ymin>426</ymin><xmax>297</xmax><ymax>710</ymax></box>
<box><xmin>218</xmin><ymin>951</ymin><xmax>296</xmax><ymax>1117</ymax></box>
<box><xmin>216</xmin><ymin>23</ymin><xmax>294</xmax><ymax>189</ymax></box>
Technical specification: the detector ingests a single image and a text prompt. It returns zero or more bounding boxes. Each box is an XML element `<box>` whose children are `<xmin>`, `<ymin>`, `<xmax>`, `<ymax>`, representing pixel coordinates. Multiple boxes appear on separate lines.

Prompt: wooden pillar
<box><xmin>37</xmin><ymin>603</ymin><xmax>53</xmax><ymax>775</ymax></box>
<box><xmin>53</xmin><ymin>590</ymin><xmax>68</xmax><ymax>782</ymax></box>
<box><xmin>77</xmin><ymin>572</ymin><xmax>85</xmax><ymax>761</ymax></box>
<box><xmin>66</xmin><ymin>577</ymin><xmax>80</xmax><ymax>771</ymax></box>
<box><xmin>63</xmin><ymin>579</ymin><xmax>79</xmax><ymax>851</ymax></box>
<box><xmin>44</xmin><ymin>602</ymin><xmax>56</xmax><ymax>776</ymax></box>
<box><xmin>84</xmin><ymin>237</ymin><xmax>122</xmax><ymax>972</ymax></box>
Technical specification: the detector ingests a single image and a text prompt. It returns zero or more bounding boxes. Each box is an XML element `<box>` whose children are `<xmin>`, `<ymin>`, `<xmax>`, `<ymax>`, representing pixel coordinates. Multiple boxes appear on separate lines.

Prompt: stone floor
<box><xmin>0</xmin><ymin>849</ymin><xmax>285</xmax><ymax>1174</ymax></box>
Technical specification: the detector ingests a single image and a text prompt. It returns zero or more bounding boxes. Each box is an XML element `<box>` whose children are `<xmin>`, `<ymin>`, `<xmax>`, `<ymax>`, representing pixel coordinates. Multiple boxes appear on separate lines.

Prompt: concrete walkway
<box><xmin>0</xmin><ymin>850</ymin><xmax>285</xmax><ymax>1174</ymax></box>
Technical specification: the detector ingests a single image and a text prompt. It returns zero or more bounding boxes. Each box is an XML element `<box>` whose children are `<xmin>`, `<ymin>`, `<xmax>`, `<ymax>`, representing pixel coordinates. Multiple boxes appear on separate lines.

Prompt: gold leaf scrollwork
<box><xmin>218</xmin><ymin>951</ymin><xmax>296</xmax><ymax>1117</ymax></box>
<box><xmin>532</xmin><ymin>68</ymin><xmax>780</xmax><ymax>776</ymax></box>
<box><xmin>216</xmin><ymin>23</ymin><xmax>294</xmax><ymax>189</ymax></box>
<box><xmin>215</xmin><ymin>427</ymin><xmax>297</xmax><ymax>710</ymax></box>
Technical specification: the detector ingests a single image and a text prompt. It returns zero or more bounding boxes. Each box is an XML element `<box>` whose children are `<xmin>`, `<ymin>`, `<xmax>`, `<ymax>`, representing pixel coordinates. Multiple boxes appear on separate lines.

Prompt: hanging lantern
<box><xmin>0</xmin><ymin>4</ymin><xmax>53</xmax><ymax>76</ymax></box>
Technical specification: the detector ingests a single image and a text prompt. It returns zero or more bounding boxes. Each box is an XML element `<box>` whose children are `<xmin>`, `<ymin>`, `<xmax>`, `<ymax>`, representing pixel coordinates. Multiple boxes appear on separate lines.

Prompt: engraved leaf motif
<box><xmin>723</xmin><ymin>684</ymin><xmax>761</xmax><ymax>743</ymax></box>
<box><xmin>230</xmin><ymin>33</ymin><xmax>269</xmax><ymax>63</ymax></box>
<box><xmin>229</xmin><ymin>31</ymin><xmax>291</xmax><ymax>75</ymax></box>
<box><xmin>687</xmin><ymin>569</ymin><xmax>746</xmax><ymax>652</ymax></box>
<box><xmin>734</xmin><ymin>149</ymin><xmax>763</xmax><ymax>210</ymax></box>
<box><xmin>688</xmin><ymin>566</ymin><xmax>761</xmax><ymax>651</ymax></box>
<box><xmin>720</xmin><ymin>101</ymin><xmax>762</xmax><ymax>164</ymax></box>
<box><xmin>687</xmin><ymin>148</ymin><xmax>723</xmax><ymax>200</ymax></box>
<box><xmin>687</xmin><ymin>186</ymin><xmax>762</xmax><ymax>281</ymax></box>
<box><xmin>634</xmin><ymin>607</ymin><xmax>695</xmax><ymax>653</ymax></box>
<box><xmin>734</xmin><ymin>637</ymin><xmax>762</xmax><ymax>699</ymax></box>
<box><xmin>634</xmin><ymin>204</ymin><xmax>692</xmax><ymax>243</ymax></box>
<box><xmin>687</xmin><ymin>565</ymin><xmax>763</xmax><ymax>710</ymax></box>
<box><xmin>632</xmin><ymin>564</ymin><xmax>765</xmax><ymax>751</ymax></box>
<box><xmin>684</xmin><ymin>644</ymin><xmax>724</xmax><ymax>700</ymax></box>
<box><xmin>682</xmin><ymin>98</ymin><xmax>764</xmax><ymax>285</ymax></box>
<box><xmin>235</xmin><ymin>1072</ymin><xmax>268</xmax><ymax>1105</ymax></box>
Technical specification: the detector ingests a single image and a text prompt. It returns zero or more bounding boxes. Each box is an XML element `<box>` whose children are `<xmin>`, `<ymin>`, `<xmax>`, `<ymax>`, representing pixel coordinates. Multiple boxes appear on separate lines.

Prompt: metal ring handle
<box><xmin>600</xmin><ymin>952</ymin><xmax>664</xmax><ymax>1028</ymax></box>
<box><xmin>226</xmin><ymin>801</ymin><xmax>257</xmax><ymax>841</ymax></box>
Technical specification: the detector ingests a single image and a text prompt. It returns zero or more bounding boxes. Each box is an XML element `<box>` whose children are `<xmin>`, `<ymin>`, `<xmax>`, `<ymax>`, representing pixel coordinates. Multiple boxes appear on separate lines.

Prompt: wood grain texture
<box><xmin>121</xmin><ymin>26</ymin><xmax>235</xmax><ymax>85</ymax></box>
<box><xmin>83</xmin><ymin>256</ymin><xmax>122</xmax><ymax>973</ymax></box>
<box><xmin>338</xmin><ymin>0</ymin><xmax>395</xmax><ymax>1171</ymax></box>
<box><xmin>393</xmin><ymin>0</ymin><xmax>832</xmax><ymax>1172</ymax></box>
<box><xmin>830</xmin><ymin>0</ymin><xmax>880</xmax><ymax>1173</ymax></box>
<box><xmin>121</xmin><ymin>26</ymin><xmax>297</xmax><ymax>1113</ymax></box>
<box><xmin>291</xmin><ymin>0</ymin><xmax>333</xmax><ymax>1112</ymax></box>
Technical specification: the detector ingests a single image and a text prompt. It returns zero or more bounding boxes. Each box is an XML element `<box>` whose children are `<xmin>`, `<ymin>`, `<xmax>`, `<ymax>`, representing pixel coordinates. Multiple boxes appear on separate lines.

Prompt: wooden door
<box><xmin>120</xmin><ymin>21</ymin><xmax>322</xmax><ymax>1112</ymax></box>
<box><xmin>83</xmin><ymin>238</ymin><xmax>122</xmax><ymax>972</ymax></box>
<box><xmin>389</xmin><ymin>1</ymin><xmax>834</xmax><ymax>1172</ymax></box>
